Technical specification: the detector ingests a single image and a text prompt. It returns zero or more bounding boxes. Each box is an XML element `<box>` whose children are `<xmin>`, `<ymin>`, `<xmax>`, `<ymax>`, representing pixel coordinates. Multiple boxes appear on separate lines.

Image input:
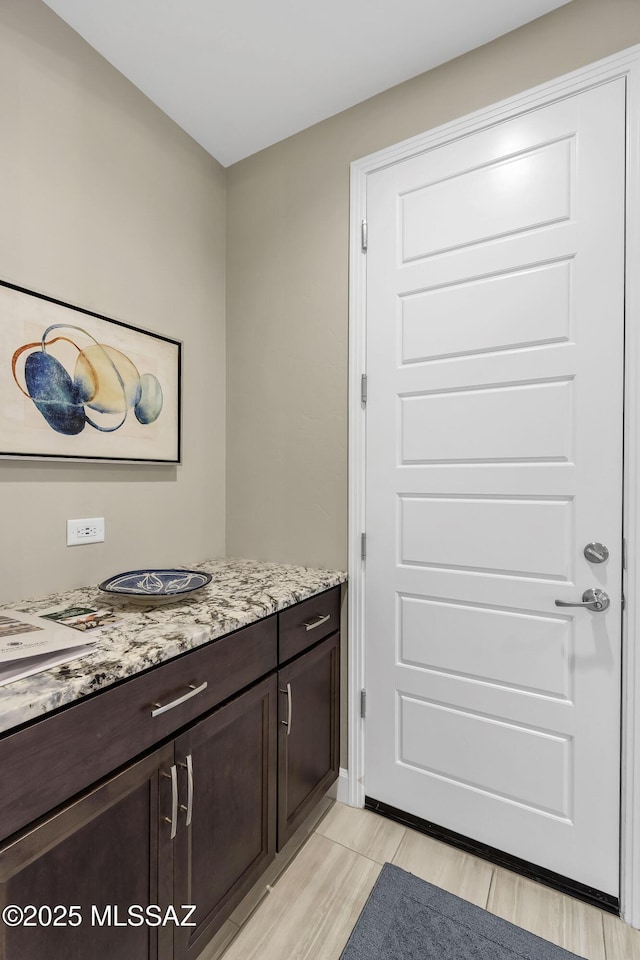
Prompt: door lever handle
<box><xmin>555</xmin><ymin>588</ymin><xmax>610</xmax><ymax>612</ymax></box>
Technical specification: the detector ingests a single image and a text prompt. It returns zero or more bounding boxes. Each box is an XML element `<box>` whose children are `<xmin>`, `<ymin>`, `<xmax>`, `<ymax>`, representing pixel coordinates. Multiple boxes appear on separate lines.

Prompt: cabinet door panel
<box><xmin>278</xmin><ymin>632</ymin><xmax>340</xmax><ymax>850</ymax></box>
<box><xmin>0</xmin><ymin>744</ymin><xmax>174</xmax><ymax>960</ymax></box>
<box><xmin>173</xmin><ymin>675</ymin><xmax>277</xmax><ymax>960</ymax></box>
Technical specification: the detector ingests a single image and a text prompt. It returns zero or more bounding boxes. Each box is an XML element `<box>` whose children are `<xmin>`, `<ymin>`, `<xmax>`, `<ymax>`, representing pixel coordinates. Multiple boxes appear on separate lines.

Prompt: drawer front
<box><xmin>278</xmin><ymin>586</ymin><xmax>340</xmax><ymax>663</ymax></box>
<box><xmin>0</xmin><ymin>616</ymin><xmax>277</xmax><ymax>843</ymax></box>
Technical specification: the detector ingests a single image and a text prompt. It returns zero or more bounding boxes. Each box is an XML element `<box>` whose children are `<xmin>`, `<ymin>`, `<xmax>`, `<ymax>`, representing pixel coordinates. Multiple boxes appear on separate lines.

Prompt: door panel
<box><xmin>401</xmin><ymin>380</ymin><xmax>572</xmax><ymax>462</ymax></box>
<box><xmin>398</xmin><ymin>595</ymin><xmax>572</xmax><ymax>699</ymax></box>
<box><xmin>401</xmin><ymin>260</ymin><xmax>572</xmax><ymax>363</ymax></box>
<box><xmin>364</xmin><ymin>78</ymin><xmax>625</xmax><ymax>894</ymax></box>
<box><xmin>399</xmin><ymin>695</ymin><xmax>571</xmax><ymax>817</ymax></box>
<box><xmin>400</xmin><ymin>495</ymin><xmax>573</xmax><ymax>578</ymax></box>
<box><xmin>402</xmin><ymin>139</ymin><xmax>572</xmax><ymax>259</ymax></box>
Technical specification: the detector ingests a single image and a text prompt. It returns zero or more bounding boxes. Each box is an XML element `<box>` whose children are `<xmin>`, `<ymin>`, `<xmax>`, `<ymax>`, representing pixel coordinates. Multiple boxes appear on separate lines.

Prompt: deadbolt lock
<box><xmin>584</xmin><ymin>542</ymin><xmax>609</xmax><ymax>564</ymax></box>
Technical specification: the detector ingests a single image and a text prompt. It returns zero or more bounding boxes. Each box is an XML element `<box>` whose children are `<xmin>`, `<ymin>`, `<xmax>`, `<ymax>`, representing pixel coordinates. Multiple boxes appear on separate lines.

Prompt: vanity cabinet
<box><xmin>173</xmin><ymin>675</ymin><xmax>277</xmax><ymax>960</ymax></box>
<box><xmin>0</xmin><ymin>584</ymin><xmax>341</xmax><ymax>960</ymax></box>
<box><xmin>0</xmin><ymin>616</ymin><xmax>278</xmax><ymax>845</ymax></box>
<box><xmin>0</xmin><ymin>678</ymin><xmax>278</xmax><ymax>960</ymax></box>
<box><xmin>277</xmin><ymin>586</ymin><xmax>341</xmax><ymax>849</ymax></box>
<box><xmin>0</xmin><ymin>743</ymin><xmax>175</xmax><ymax>960</ymax></box>
<box><xmin>278</xmin><ymin>632</ymin><xmax>340</xmax><ymax>850</ymax></box>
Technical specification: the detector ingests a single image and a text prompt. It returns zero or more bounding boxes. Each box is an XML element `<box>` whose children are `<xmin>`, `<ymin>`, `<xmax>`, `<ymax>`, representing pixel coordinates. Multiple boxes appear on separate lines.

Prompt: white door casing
<box><xmin>363</xmin><ymin>78</ymin><xmax>624</xmax><ymax>895</ymax></box>
<box><xmin>349</xmin><ymin>48</ymin><xmax>640</xmax><ymax>926</ymax></box>
<box><xmin>347</xmin><ymin>46</ymin><xmax>640</xmax><ymax>927</ymax></box>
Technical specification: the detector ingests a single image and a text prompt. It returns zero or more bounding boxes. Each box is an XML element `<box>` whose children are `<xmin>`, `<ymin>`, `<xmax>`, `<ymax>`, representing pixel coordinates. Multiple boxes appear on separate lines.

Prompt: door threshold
<box><xmin>365</xmin><ymin>796</ymin><xmax>619</xmax><ymax>915</ymax></box>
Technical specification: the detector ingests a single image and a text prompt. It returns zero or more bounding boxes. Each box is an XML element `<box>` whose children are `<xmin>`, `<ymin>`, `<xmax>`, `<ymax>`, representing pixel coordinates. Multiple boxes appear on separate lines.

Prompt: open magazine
<box><xmin>0</xmin><ymin>610</ymin><xmax>96</xmax><ymax>687</ymax></box>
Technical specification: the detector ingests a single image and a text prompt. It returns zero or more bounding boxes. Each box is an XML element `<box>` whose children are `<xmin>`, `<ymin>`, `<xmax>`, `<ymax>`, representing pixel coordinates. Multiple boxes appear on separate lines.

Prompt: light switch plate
<box><xmin>67</xmin><ymin>517</ymin><xmax>105</xmax><ymax>546</ymax></box>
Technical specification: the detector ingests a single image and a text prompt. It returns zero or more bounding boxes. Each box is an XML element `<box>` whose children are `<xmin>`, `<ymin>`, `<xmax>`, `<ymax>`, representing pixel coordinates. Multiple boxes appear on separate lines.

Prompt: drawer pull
<box><xmin>162</xmin><ymin>765</ymin><xmax>178</xmax><ymax>839</ymax></box>
<box><xmin>151</xmin><ymin>681</ymin><xmax>208</xmax><ymax>718</ymax></box>
<box><xmin>303</xmin><ymin>613</ymin><xmax>331</xmax><ymax>632</ymax></box>
<box><xmin>179</xmin><ymin>754</ymin><xmax>194</xmax><ymax>826</ymax></box>
<box><xmin>280</xmin><ymin>682</ymin><xmax>292</xmax><ymax>736</ymax></box>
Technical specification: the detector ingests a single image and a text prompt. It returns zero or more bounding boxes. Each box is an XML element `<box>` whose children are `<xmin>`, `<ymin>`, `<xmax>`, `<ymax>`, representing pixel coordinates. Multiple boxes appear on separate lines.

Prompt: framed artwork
<box><xmin>0</xmin><ymin>280</ymin><xmax>181</xmax><ymax>463</ymax></box>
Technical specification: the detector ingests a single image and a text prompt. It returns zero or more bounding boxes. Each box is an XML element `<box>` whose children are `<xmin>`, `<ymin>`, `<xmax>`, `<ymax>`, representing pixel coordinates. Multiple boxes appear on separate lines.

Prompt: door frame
<box><xmin>348</xmin><ymin>44</ymin><xmax>640</xmax><ymax>927</ymax></box>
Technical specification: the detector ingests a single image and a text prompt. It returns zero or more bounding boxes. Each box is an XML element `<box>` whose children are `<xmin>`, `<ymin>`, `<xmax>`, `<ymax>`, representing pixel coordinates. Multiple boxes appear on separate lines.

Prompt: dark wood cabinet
<box><xmin>277</xmin><ymin>631</ymin><xmax>340</xmax><ymax>849</ymax></box>
<box><xmin>0</xmin><ymin>680</ymin><xmax>278</xmax><ymax>960</ymax></box>
<box><xmin>0</xmin><ymin>585</ymin><xmax>341</xmax><ymax>960</ymax></box>
<box><xmin>173</xmin><ymin>676</ymin><xmax>277</xmax><ymax>960</ymax></box>
<box><xmin>0</xmin><ymin>616</ymin><xmax>277</xmax><ymax>846</ymax></box>
<box><xmin>278</xmin><ymin>588</ymin><xmax>340</xmax><ymax>664</ymax></box>
<box><xmin>0</xmin><ymin>743</ymin><xmax>175</xmax><ymax>960</ymax></box>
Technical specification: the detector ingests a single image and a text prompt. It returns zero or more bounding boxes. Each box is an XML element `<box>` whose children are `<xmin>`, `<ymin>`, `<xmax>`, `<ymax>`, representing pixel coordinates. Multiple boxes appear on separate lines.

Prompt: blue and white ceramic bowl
<box><xmin>99</xmin><ymin>569</ymin><xmax>212</xmax><ymax>604</ymax></box>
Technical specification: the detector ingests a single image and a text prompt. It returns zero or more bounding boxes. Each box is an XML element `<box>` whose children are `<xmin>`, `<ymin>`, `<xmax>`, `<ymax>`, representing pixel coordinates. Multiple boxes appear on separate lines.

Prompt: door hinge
<box><xmin>361</xmin><ymin>532</ymin><xmax>366</xmax><ymax>560</ymax></box>
<box><xmin>361</xmin><ymin>373</ymin><xmax>368</xmax><ymax>405</ymax></box>
<box><xmin>361</xmin><ymin>219</ymin><xmax>368</xmax><ymax>252</ymax></box>
<box><xmin>360</xmin><ymin>689</ymin><xmax>367</xmax><ymax>719</ymax></box>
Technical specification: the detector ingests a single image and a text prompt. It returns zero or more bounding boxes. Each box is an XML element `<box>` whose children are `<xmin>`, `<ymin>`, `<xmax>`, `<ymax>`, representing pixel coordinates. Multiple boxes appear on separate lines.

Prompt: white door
<box><xmin>364</xmin><ymin>78</ymin><xmax>625</xmax><ymax>896</ymax></box>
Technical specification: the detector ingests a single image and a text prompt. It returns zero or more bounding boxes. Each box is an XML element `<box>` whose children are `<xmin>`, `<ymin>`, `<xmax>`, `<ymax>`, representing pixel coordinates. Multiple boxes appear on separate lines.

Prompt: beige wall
<box><xmin>0</xmin><ymin>0</ymin><xmax>226</xmax><ymax>605</ymax></box>
<box><xmin>225</xmin><ymin>0</ymin><xmax>640</xmax><ymax>762</ymax></box>
<box><xmin>226</xmin><ymin>0</ymin><xmax>640</xmax><ymax>573</ymax></box>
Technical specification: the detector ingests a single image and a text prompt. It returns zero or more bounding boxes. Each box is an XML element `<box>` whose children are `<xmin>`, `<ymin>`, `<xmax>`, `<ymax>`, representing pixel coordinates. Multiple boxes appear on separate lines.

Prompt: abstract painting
<box><xmin>0</xmin><ymin>280</ymin><xmax>181</xmax><ymax>462</ymax></box>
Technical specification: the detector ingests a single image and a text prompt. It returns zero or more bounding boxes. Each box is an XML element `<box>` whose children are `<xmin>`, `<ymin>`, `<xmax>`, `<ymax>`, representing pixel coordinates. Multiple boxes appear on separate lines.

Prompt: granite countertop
<box><xmin>0</xmin><ymin>558</ymin><xmax>346</xmax><ymax>737</ymax></box>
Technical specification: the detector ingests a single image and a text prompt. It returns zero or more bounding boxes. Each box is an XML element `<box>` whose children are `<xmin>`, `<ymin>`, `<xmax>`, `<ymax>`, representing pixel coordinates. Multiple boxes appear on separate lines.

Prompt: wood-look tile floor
<box><xmin>217</xmin><ymin>802</ymin><xmax>640</xmax><ymax>960</ymax></box>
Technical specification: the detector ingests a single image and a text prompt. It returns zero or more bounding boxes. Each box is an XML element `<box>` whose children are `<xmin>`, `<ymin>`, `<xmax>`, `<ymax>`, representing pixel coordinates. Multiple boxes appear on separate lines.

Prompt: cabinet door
<box><xmin>173</xmin><ymin>674</ymin><xmax>277</xmax><ymax>960</ymax></box>
<box><xmin>0</xmin><ymin>743</ymin><xmax>174</xmax><ymax>960</ymax></box>
<box><xmin>278</xmin><ymin>632</ymin><xmax>340</xmax><ymax>850</ymax></box>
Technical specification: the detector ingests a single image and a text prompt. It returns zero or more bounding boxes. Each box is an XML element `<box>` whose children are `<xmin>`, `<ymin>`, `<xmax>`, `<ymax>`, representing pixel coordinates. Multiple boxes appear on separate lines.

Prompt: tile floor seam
<box><xmin>601</xmin><ymin>914</ymin><xmax>619</xmax><ymax>960</ymax></box>
<box><xmin>319</xmin><ymin>832</ymin><xmax>396</xmax><ymax>868</ymax></box>
<box><xmin>311</xmin><ymin>798</ymin><xmax>336</xmax><ymax>834</ymax></box>
<box><xmin>485</xmin><ymin>865</ymin><xmax>498</xmax><ymax>911</ymax></box>
<box><xmin>600</xmin><ymin>916</ymin><xmax>619</xmax><ymax>960</ymax></box>
<box><xmin>387</xmin><ymin>825</ymin><xmax>408</xmax><ymax>863</ymax></box>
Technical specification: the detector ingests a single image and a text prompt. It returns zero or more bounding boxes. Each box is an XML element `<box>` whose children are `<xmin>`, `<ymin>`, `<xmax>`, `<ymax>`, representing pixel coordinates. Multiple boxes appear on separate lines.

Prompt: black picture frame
<box><xmin>0</xmin><ymin>280</ymin><xmax>181</xmax><ymax>463</ymax></box>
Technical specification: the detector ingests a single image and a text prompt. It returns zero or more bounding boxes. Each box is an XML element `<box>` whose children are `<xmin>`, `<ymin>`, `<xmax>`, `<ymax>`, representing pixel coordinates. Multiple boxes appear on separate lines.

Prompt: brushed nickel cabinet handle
<box><xmin>151</xmin><ymin>681</ymin><xmax>208</xmax><ymax>717</ymax></box>
<box><xmin>162</xmin><ymin>765</ymin><xmax>178</xmax><ymax>839</ymax></box>
<box><xmin>303</xmin><ymin>613</ymin><xmax>330</xmax><ymax>632</ymax></box>
<box><xmin>280</xmin><ymin>682</ymin><xmax>292</xmax><ymax>736</ymax></box>
<box><xmin>179</xmin><ymin>754</ymin><xmax>194</xmax><ymax>826</ymax></box>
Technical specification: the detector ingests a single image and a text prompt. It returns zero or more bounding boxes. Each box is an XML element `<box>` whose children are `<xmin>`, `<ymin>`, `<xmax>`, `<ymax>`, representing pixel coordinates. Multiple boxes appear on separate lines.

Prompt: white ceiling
<box><xmin>42</xmin><ymin>0</ymin><xmax>573</xmax><ymax>167</ymax></box>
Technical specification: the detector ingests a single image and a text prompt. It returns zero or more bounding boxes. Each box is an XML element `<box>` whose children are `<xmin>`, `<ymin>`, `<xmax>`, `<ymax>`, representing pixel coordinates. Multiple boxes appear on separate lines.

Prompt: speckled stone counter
<box><xmin>0</xmin><ymin>558</ymin><xmax>346</xmax><ymax>737</ymax></box>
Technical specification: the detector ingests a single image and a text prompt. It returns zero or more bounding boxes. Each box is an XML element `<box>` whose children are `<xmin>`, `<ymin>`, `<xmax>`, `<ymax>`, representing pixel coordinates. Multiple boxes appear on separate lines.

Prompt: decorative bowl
<box><xmin>98</xmin><ymin>569</ymin><xmax>212</xmax><ymax>605</ymax></box>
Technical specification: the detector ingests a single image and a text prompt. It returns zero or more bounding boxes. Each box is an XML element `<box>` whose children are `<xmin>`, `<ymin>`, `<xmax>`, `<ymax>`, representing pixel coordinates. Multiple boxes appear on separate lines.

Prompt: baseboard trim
<box><xmin>364</xmin><ymin>796</ymin><xmax>619</xmax><ymax>916</ymax></box>
<box><xmin>327</xmin><ymin>767</ymin><xmax>350</xmax><ymax>804</ymax></box>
